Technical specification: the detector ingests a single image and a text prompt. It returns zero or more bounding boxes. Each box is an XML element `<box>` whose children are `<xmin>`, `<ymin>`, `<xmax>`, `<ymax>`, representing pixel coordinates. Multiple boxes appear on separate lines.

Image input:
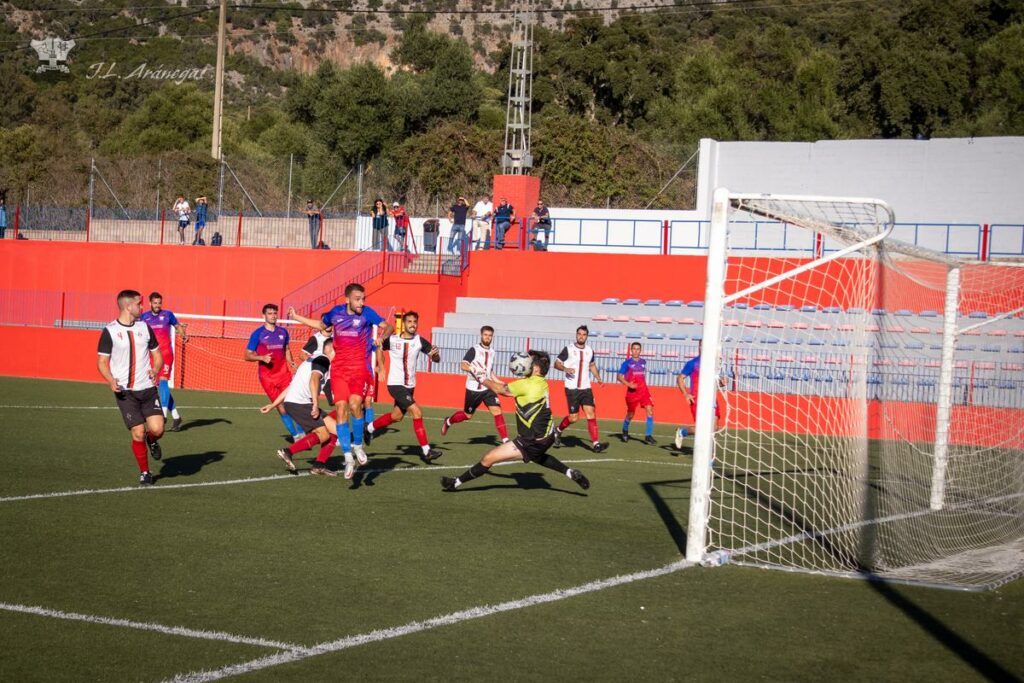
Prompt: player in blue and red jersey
<box><xmin>140</xmin><ymin>292</ymin><xmax>187</xmax><ymax>430</ymax></box>
<box><xmin>617</xmin><ymin>341</ymin><xmax>656</xmax><ymax>445</ymax></box>
<box><xmin>245</xmin><ymin>303</ymin><xmax>303</xmax><ymax>439</ymax></box>
<box><xmin>289</xmin><ymin>283</ymin><xmax>393</xmax><ymax>471</ymax></box>
<box><xmin>675</xmin><ymin>341</ymin><xmax>724</xmax><ymax>450</ymax></box>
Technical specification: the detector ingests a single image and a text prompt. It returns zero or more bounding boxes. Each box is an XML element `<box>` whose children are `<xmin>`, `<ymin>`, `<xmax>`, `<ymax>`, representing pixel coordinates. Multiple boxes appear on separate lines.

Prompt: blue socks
<box><xmin>622</xmin><ymin>418</ymin><xmax>630</xmax><ymax>435</ymax></box>
<box><xmin>365</xmin><ymin>404</ymin><xmax>375</xmax><ymax>425</ymax></box>
<box><xmin>337</xmin><ymin>423</ymin><xmax>352</xmax><ymax>453</ymax></box>
<box><xmin>158</xmin><ymin>380</ymin><xmax>171</xmax><ymax>409</ymax></box>
<box><xmin>351</xmin><ymin>415</ymin><xmax>365</xmax><ymax>446</ymax></box>
<box><xmin>645</xmin><ymin>416</ymin><xmax>654</xmax><ymax>437</ymax></box>
<box><xmin>279</xmin><ymin>412</ymin><xmax>302</xmax><ymax>437</ymax></box>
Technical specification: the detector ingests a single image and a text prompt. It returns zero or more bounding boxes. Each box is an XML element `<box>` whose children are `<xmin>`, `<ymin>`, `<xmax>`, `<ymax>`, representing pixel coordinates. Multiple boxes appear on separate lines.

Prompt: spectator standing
<box><xmin>532</xmin><ymin>200</ymin><xmax>552</xmax><ymax>251</ymax></box>
<box><xmin>305</xmin><ymin>198</ymin><xmax>321</xmax><ymax>249</ymax></box>
<box><xmin>391</xmin><ymin>201</ymin><xmax>411</xmax><ymax>252</ymax></box>
<box><xmin>493</xmin><ymin>198</ymin><xmax>515</xmax><ymax>250</ymax></box>
<box><xmin>193</xmin><ymin>196</ymin><xmax>208</xmax><ymax>245</ymax></box>
<box><xmin>471</xmin><ymin>195</ymin><xmax>494</xmax><ymax>250</ymax></box>
<box><xmin>0</xmin><ymin>197</ymin><xmax>7</xmax><ymax>239</ymax></box>
<box><xmin>172</xmin><ymin>194</ymin><xmax>191</xmax><ymax>245</ymax></box>
<box><xmin>448</xmin><ymin>196</ymin><xmax>470</xmax><ymax>253</ymax></box>
<box><xmin>371</xmin><ymin>198</ymin><xmax>390</xmax><ymax>251</ymax></box>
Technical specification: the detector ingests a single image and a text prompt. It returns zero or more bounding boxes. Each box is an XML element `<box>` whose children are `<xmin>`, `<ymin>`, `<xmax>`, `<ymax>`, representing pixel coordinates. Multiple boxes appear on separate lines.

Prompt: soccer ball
<box><xmin>508</xmin><ymin>352</ymin><xmax>533</xmax><ymax>377</ymax></box>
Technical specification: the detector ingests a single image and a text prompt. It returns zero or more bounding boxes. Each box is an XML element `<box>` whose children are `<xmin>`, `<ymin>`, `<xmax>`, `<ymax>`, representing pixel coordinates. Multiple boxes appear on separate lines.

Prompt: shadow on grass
<box><xmin>456</xmin><ymin>471</ymin><xmax>587</xmax><ymax>496</ymax></box>
<box><xmin>351</xmin><ymin>455</ymin><xmax>410</xmax><ymax>489</ymax></box>
<box><xmin>174</xmin><ymin>418</ymin><xmax>232</xmax><ymax>432</ymax></box>
<box><xmin>641</xmin><ymin>478</ymin><xmax>692</xmax><ymax>556</ymax></box>
<box><xmin>155</xmin><ymin>451</ymin><xmax>225</xmax><ymax>480</ymax></box>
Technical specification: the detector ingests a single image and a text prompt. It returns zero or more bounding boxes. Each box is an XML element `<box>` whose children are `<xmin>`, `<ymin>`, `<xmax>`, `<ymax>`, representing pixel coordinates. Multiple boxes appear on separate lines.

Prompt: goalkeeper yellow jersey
<box><xmin>508</xmin><ymin>375</ymin><xmax>553</xmax><ymax>440</ymax></box>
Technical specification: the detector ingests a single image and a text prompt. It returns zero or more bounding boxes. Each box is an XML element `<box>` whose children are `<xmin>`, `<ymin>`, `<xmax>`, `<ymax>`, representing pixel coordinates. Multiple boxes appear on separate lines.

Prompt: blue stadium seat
<box><xmin>589</xmin><ymin>331</ymin><xmax>601</xmax><ymax>338</ymax></box>
<box><xmin>894</xmin><ymin>309</ymin><xmax>913</xmax><ymax>316</ymax></box>
<box><xmin>753</xmin><ymin>303</ymin><xmax>772</xmax><ymax>311</ymax></box>
<box><xmin>867</xmin><ymin>374</ymin><xmax>883</xmax><ymax>385</ymax></box>
<box><xmin>762</xmin><ymin>338</ymin><xmax>780</xmax><ymax>344</ymax></box>
<box><xmin>669</xmin><ymin>334</ymin><xmax>688</xmax><ymax>341</ymax></box>
<box><xmin>879</xmin><ymin>341</ymin><xmax>899</xmax><ymax>349</ymax></box>
<box><xmin>1010</xmin><ymin>346</ymin><xmax>1024</xmax><ymax>354</ymax></box>
<box><xmin>665</xmin><ymin>300</ymin><xmax>683</xmax><ymax>307</ymax></box>
<box><xmin>732</xmin><ymin>302</ymin><xmax>748</xmax><ymax>310</ymax></box>
<box><xmin>974</xmin><ymin>380</ymin><xmax>991</xmax><ymax>389</ymax></box>
<box><xmin>687</xmin><ymin>301</ymin><xmax>704</xmax><ymax>308</ymax></box>
<box><xmin>847</xmin><ymin>307</ymin><xmax>865</xmax><ymax>314</ymax></box>
<box><xmin>647</xmin><ymin>333</ymin><xmax>665</xmax><ymax>340</ymax></box>
<box><xmin>625</xmin><ymin>332</ymin><xmax>643</xmax><ymax>339</ymax></box>
<box><xmin>623</xmin><ymin>298</ymin><xmax>641</xmax><ymax>306</ymax></box>
<box><xmin>920</xmin><ymin>310</ymin><xmax>939</xmax><ymax>317</ymax></box>
<box><xmin>783</xmin><ymin>338</ymin><xmax>804</xmax><ymax>345</ymax></box>
<box><xmin>800</xmin><ymin>305</ymin><xmax>818</xmax><ymax>313</ymax></box>
<box><xmin>604</xmin><ymin>331</ymin><xmax>621</xmax><ymax>339</ymax></box>
<box><xmin>982</xmin><ymin>345</ymin><xmax>1001</xmax><ymax>352</ymax></box>
<box><xmin>644</xmin><ymin>299</ymin><xmax>662</xmax><ymax>306</ymax></box>
<box><xmin>892</xmin><ymin>377</ymin><xmax>911</xmax><ymax>386</ymax></box>
<box><xmin>956</xmin><ymin>344</ymin><xmax>977</xmax><ymax>351</ymax></box>
<box><xmin>742</xmin><ymin>371</ymin><xmax>760</xmax><ymax>379</ymax></box>
<box><xmin>777</xmin><ymin>304</ymin><xmax>795</xmax><ymax>312</ymax></box>
<box><xmin>691</xmin><ymin>334</ymin><xmax>703</xmax><ymax>341</ymax></box>
<box><xmin>808</xmin><ymin>339</ymin><xmax>825</xmax><ymax>346</ymax></box>
<box><xmin>968</xmin><ymin>311</ymin><xmax>988</xmax><ymax>319</ymax></box>
<box><xmin>871</xmin><ymin>308</ymin><xmax>887</xmax><ymax>316</ymax></box>
<box><xmin>822</xmin><ymin>306</ymin><xmax>842</xmax><ymax>314</ymax></box>
<box><xmin>831</xmin><ymin>339</ymin><xmax>850</xmax><ymax>346</ymax></box>
<box><xmin>602</xmin><ymin>298</ymin><xmax>619</xmax><ymax>305</ymax></box>
<box><xmin>929</xmin><ymin>343</ymin><xmax>943</xmax><ymax>351</ymax></box>
<box><xmin>815</xmin><ymin>372</ymin><xmax>835</xmax><ymax>383</ymax></box>
<box><xmin>905</xmin><ymin>341</ymin><xmax>925</xmax><ymax>350</ymax></box>
<box><xmin>917</xmin><ymin>379</ymin><xmax>937</xmax><ymax>387</ymax></box>
<box><xmin>997</xmin><ymin>381</ymin><xmax>1015</xmax><ymax>389</ymax></box>
<box><xmin>767</xmin><ymin>371</ymin><xmax>786</xmax><ymax>380</ymax></box>
<box><xmin>740</xmin><ymin>335</ymin><xmax>755</xmax><ymax>344</ymax></box>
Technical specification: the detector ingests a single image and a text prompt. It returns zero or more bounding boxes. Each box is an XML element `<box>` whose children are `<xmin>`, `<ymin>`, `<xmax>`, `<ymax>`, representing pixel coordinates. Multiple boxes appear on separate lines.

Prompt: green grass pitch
<box><xmin>0</xmin><ymin>377</ymin><xmax>1021</xmax><ymax>681</ymax></box>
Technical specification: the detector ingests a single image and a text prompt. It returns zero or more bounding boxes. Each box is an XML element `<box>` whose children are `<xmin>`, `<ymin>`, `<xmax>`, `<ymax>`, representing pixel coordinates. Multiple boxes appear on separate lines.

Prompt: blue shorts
<box><xmin>196</xmin><ymin>220</ymin><xmax>206</xmax><ymax>229</ymax></box>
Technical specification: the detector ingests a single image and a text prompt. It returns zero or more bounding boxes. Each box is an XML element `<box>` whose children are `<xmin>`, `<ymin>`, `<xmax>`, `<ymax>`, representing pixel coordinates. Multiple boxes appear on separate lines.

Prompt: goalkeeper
<box><xmin>441</xmin><ymin>350</ymin><xmax>591</xmax><ymax>492</ymax></box>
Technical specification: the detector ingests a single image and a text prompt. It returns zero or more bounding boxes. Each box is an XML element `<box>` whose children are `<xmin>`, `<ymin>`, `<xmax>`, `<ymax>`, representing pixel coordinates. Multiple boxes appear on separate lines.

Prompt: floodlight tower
<box><xmin>502</xmin><ymin>0</ymin><xmax>536</xmax><ymax>175</ymax></box>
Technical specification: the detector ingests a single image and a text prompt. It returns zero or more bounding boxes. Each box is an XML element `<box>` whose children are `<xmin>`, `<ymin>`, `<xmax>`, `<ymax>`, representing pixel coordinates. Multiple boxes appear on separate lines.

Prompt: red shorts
<box><xmin>331</xmin><ymin>364</ymin><xmax>370</xmax><ymax>402</ymax></box>
<box><xmin>259</xmin><ymin>371</ymin><xmax>291</xmax><ymax>401</ymax></box>
<box><xmin>158</xmin><ymin>351</ymin><xmax>173</xmax><ymax>381</ymax></box>
<box><xmin>625</xmin><ymin>389</ymin><xmax>654</xmax><ymax>412</ymax></box>
<box><xmin>689</xmin><ymin>398</ymin><xmax>721</xmax><ymax>419</ymax></box>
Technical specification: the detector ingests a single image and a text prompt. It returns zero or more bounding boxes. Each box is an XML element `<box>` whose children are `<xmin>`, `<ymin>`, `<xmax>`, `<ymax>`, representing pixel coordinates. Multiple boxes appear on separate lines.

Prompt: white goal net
<box><xmin>685</xmin><ymin>189</ymin><xmax>1024</xmax><ymax>591</ymax></box>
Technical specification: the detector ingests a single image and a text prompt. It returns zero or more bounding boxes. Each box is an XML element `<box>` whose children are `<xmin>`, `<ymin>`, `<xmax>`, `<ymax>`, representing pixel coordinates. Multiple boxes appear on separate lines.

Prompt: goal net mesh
<box><xmin>704</xmin><ymin>194</ymin><xmax>1024</xmax><ymax>590</ymax></box>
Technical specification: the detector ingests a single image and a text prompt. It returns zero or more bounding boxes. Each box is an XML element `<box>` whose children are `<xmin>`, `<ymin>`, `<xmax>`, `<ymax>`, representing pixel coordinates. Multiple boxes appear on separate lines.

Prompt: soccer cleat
<box><xmin>363</xmin><ymin>427</ymin><xmax>373</xmax><ymax>445</ymax></box>
<box><xmin>440</xmin><ymin>418</ymin><xmax>451</xmax><ymax>436</ymax></box>
<box><xmin>139</xmin><ymin>471</ymin><xmax>154</xmax><ymax>486</ymax></box>
<box><xmin>592</xmin><ymin>441</ymin><xmax>608</xmax><ymax>453</ymax></box>
<box><xmin>570</xmin><ymin>469</ymin><xmax>590</xmax><ymax>490</ymax></box>
<box><xmin>674</xmin><ymin>427</ymin><xmax>689</xmax><ymax>450</ymax></box>
<box><xmin>170</xmin><ymin>417</ymin><xmax>182</xmax><ymax>432</ymax></box>
<box><xmin>147</xmin><ymin>438</ymin><xmax>162</xmax><ymax>461</ymax></box>
<box><xmin>353</xmin><ymin>444</ymin><xmax>368</xmax><ymax>466</ymax></box>
<box><xmin>618</xmin><ymin>433</ymin><xmax>629</xmax><ymax>443</ymax></box>
<box><xmin>644</xmin><ymin>435</ymin><xmax>657</xmax><ymax>446</ymax></box>
<box><xmin>552</xmin><ymin>431</ymin><xmax>562</xmax><ymax>448</ymax></box>
<box><xmin>420</xmin><ymin>448</ymin><xmax>443</xmax><ymax>464</ymax></box>
<box><xmin>343</xmin><ymin>456</ymin><xmax>356</xmax><ymax>480</ymax></box>
<box><xmin>440</xmin><ymin>476</ymin><xmax>457</xmax><ymax>492</ymax></box>
<box><xmin>276</xmin><ymin>448</ymin><xmax>296</xmax><ymax>472</ymax></box>
<box><xmin>310</xmin><ymin>465</ymin><xmax>337</xmax><ymax>477</ymax></box>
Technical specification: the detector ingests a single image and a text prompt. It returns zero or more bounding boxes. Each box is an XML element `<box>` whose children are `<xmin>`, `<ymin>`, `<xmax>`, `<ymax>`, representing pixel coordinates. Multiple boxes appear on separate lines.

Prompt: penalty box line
<box><xmin>0</xmin><ymin>458</ymin><xmax>688</xmax><ymax>503</ymax></box>
<box><xmin>166</xmin><ymin>557</ymin><xmax>696</xmax><ymax>683</ymax></box>
<box><xmin>0</xmin><ymin>601</ymin><xmax>309</xmax><ymax>653</ymax></box>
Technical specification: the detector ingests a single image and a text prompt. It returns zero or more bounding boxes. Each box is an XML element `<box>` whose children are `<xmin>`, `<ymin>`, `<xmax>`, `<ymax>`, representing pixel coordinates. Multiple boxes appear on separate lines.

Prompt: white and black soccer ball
<box><xmin>508</xmin><ymin>351</ymin><xmax>533</xmax><ymax>378</ymax></box>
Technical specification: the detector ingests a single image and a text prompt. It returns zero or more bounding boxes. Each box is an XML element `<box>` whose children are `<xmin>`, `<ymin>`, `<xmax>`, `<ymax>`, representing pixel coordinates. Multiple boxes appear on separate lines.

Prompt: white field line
<box><xmin>0</xmin><ymin>458</ymin><xmax>686</xmax><ymax>504</ymax></box>
<box><xmin>165</xmin><ymin>558</ymin><xmax>695</xmax><ymax>683</ymax></box>
<box><xmin>0</xmin><ymin>602</ymin><xmax>308</xmax><ymax>652</ymax></box>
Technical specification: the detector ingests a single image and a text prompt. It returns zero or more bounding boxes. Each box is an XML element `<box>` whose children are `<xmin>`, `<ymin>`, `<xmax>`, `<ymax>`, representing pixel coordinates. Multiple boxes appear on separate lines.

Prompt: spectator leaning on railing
<box><xmin>532</xmin><ymin>199</ymin><xmax>552</xmax><ymax>251</ymax></box>
<box><xmin>172</xmin><ymin>194</ymin><xmax>191</xmax><ymax>245</ymax></box>
<box><xmin>471</xmin><ymin>194</ymin><xmax>493</xmax><ymax>250</ymax></box>
<box><xmin>493</xmin><ymin>198</ymin><xmax>515</xmax><ymax>250</ymax></box>
<box><xmin>193</xmin><ymin>196</ymin><xmax>208</xmax><ymax>245</ymax></box>
<box><xmin>371</xmin><ymin>198</ymin><xmax>389</xmax><ymax>251</ymax></box>
<box><xmin>0</xmin><ymin>197</ymin><xmax>7</xmax><ymax>240</ymax></box>
<box><xmin>448</xmin><ymin>196</ymin><xmax>470</xmax><ymax>253</ymax></box>
<box><xmin>305</xmin><ymin>198</ymin><xmax>321</xmax><ymax>249</ymax></box>
<box><xmin>391</xmin><ymin>201</ymin><xmax>410</xmax><ymax>252</ymax></box>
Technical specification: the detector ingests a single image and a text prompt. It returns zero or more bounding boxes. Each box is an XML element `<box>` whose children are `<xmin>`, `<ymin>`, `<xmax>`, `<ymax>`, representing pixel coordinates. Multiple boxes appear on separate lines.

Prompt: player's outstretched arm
<box><xmin>479</xmin><ymin>375</ymin><xmax>513</xmax><ymax>397</ymax></box>
<box><xmin>287</xmin><ymin>307</ymin><xmax>327</xmax><ymax>332</ymax></box>
<box><xmin>259</xmin><ymin>391</ymin><xmax>287</xmax><ymax>414</ymax></box>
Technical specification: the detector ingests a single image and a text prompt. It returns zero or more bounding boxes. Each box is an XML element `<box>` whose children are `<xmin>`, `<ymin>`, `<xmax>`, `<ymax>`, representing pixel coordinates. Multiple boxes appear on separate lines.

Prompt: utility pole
<box><xmin>210</xmin><ymin>0</ymin><xmax>227</xmax><ymax>160</ymax></box>
<box><xmin>502</xmin><ymin>0</ymin><xmax>536</xmax><ymax>174</ymax></box>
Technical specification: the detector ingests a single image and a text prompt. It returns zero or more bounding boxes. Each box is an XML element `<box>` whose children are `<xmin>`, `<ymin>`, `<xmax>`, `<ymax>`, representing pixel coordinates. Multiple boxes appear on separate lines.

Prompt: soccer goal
<box><xmin>685</xmin><ymin>188</ymin><xmax>1024</xmax><ymax>591</ymax></box>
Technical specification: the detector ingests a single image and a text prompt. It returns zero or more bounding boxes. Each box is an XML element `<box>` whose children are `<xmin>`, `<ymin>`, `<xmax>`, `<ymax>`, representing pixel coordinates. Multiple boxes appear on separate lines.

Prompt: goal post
<box><xmin>686</xmin><ymin>188</ymin><xmax>1024</xmax><ymax>590</ymax></box>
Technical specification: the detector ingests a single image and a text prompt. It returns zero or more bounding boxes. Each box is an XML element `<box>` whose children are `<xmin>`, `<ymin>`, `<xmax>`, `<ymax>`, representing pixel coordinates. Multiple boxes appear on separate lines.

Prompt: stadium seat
<box><xmin>1010</xmin><ymin>346</ymin><xmax>1024</xmax><ymax>354</ymax></box>
<box><xmin>815</xmin><ymin>372</ymin><xmax>835</xmax><ymax>382</ymax></box>
<box><xmin>669</xmin><ymin>334</ymin><xmax>688</xmax><ymax>341</ymax></box>
<box><xmin>724</xmin><ymin>319</ymin><xmax>740</xmax><ymax>327</ymax></box>
<box><xmin>753</xmin><ymin>303</ymin><xmax>772</xmax><ymax>310</ymax></box>
<box><xmin>660</xmin><ymin>351</ymin><xmax>680</xmax><ymax>358</ymax></box>
<box><xmin>593</xmin><ymin>348</ymin><xmax>610</xmax><ymax>356</ymax></box>
<box><xmin>791</xmin><ymin>371</ymin><xmax>813</xmax><ymax>381</ymax></box>
<box><xmin>625</xmin><ymin>332</ymin><xmax>643</xmax><ymax>339</ymax></box>
<box><xmin>678</xmin><ymin>317</ymin><xmax>699</xmax><ymax>325</ymax></box>
<box><xmin>978</xmin><ymin>362</ymin><xmax>996</xmax><ymax>370</ymax></box>
<box><xmin>777</xmin><ymin>304</ymin><xmax>795</xmax><ymax>312</ymax></box>
<box><xmin>813</xmin><ymin>323</ymin><xmax>832</xmax><ymax>331</ymax></box>
<box><xmin>644</xmin><ymin>299</ymin><xmax>662</xmax><ymax>306</ymax></box>
<box><xmin>767</xmin><ymin>371</ymin><xmax>786</xmax><ymax>380</ymax></box>
<box><xmin>767</xmin><ymin>321</ymin><xmax>786</xmax><ymax>329</ymax></box>
<box><xmin>866</xmin><ymin>324</ymin><xmax>880</xmax><ymax>332</ymax></box>
<box><xmin>885</xmin><ymin>326</ymin><xmax>905</xmax><ymax>333</ymax></box>
<box><xmin>732</xmin><ymin>302</ymin><xmax>749</xmax><ymax>310</ymax></box>
<box><xmin>791</xmin><ymin>322</ymin><xmax>809</xmax><ymax>330</ymax></box>
<box><xmin>897</xmin><ymin>359</ymin><xmax>917</xmax><ymax>367</ymax></box>
<box><xmin>1014</xmin><ymin>331</ymin><xmax>1024</xmax><ymax>338</ymax></box>
<box><xmin>592</xmin><ymin>314</ymin><xmax>609</xmax><ymax>322</ymax></box>
<box><xmin>687</xmin><ymin>301</ymin><xmax>704</xmax><ymax>308</ymax></box>
<box><xmin>778</xmin><ymin>355</ymin><xmax>796</xmax><ymax>363</ymax></box>
<box><xmin>623</xmin><ymin>298</ymin><xmax>641</xmax><ymax>305</ymax></box>
<box><xmin>823</xmin><ymin>306</ymin><xmax>842</xmax><ymax>314</ymax></box>
<box><xmin>928</xmin><ymin>343</ymin><xmax>942</xmax><ymax>350</ymax></box>
<box><xmin>838</xmin><ymin>324</ymin><xmax>855</xmax><ymax>332</ymax></box>
<box><xmin>894</xmin><ymin>309</ymin><xmax>913</xmax><ymax>316</ymax></box>
<box><xmin>873</xmin><ymin>358</ymin><xmax>892</xmax><ymax>366</ymax></box>
<box><xmin>742</xmin><ymin>371</ymin><xmax>760</xmax><ymax>379</ymax></box>
<box><xmin>762</xmin><ymin>338</ymin><xmax>780</xmax><ymax>344</ymax></box>
<box><xmin>990</xmin><ymin>329</ymin><xmax>1008</xmax><ymax>337</ymax></box>
<box><xmin>847</xmin><ymin>307</ymin><xmax>865</xmax><ymax>315</ymax></box>
<box><xmin>743</xmin><ymin>320</ymin><xmax>763</xmax><ymax>328</ymax></box>
<box><xmin>917</xmin><ymin>378</ymin><xmax>937</xmax><ymax>387</ymax></box>
<box><xmin>754</xmin><ymin>353</ymin><xmax>771</xmax><ymax>361</ymax></box>
<box><xmin>691</xmin><ymin>334</ymin><xmax>703</xmax><ymax>341</ymax></box>
<box><xmin>867</xmin><ymin>374</ymin><xmax>883</xmax><ymax>385</ymax></box>
<box><xmin>612</xmin><ymin>315</ymin><xmax>630</xmax><ymax>323</ymax></box>
<box><xmin>924</xmin><ymin>360</ymin><xmax>941</xmax><ymax>367</ymax></box>
<box><xmin>589</xmin><ymin>331</ymin><xmax>601</xmax><ymax>338</ymax></box>
<box><xmin>740</xmin><ymin>335</ymin><xmax>755</xmax><ymax>344</ymax></box>
<box><xmin>656</xmin><ymin>317</ymin><xmax>674</xmax><ymax>324</ymax></box>
<box><xmin>982</xmin><ymin>345</ymin><xmax>1001</xmax><ymax>352</ymax></box>
<box><xmin>665</xmin><ymin>300</ymin><xmax>683</xmax><ymax>307</ymax></box>
<box><xmin>800</xmin><ymin>305</ymin><xmax>818</xmax><ymax>313</ymax></box>
<box><xmin>879</xmin><ymin>341</ymin><xmax>899</xmax><ymax>349</ymax></box>
<box><xmin>871</xmin><ymin>308</ymin><xmax>887</xmax><ymax>316</ymax></box>
<box><xmin>808</xmin><ymin>339</ymin><xmax>825</xmax><ymax>346</ymax></box>
<box><xmin>650</xmin><ymin>368</ymin><xmax>668</xmax><ymax>375</ymax></box>
<box><xmin>968</xmin><ymin>311</ymin><xmax>988</xmax><ymax>319</ymax></box>
<box><xmin>905</xmin><ymin>341</ymin><xmax>925</xmax><ymax>350</ymax></box>
<box><xmin>892</xmin><ymin>377</ymin><xmax>911</xmax><ymax>386</ymax></box>
<box><xmin>783</xmin><ymin>338</ymin><xmax>804</xmax><ymax>345</ymax></box>
<box><xmin>962</xmin><ymin>329</ymin><xmax>982</xmax><ymax>336</ymax></box>
<box><xmin>604</xmin><ymin>331</ymin><xmax>621</xmax><ymax>338</ymax></box>
<box><xmin>956</xmin><ymin>344</ymin><xmax>977</xmax><ymax>351</ymax></box>
<box><xmin>1004</xmin><ymin>363</ymin><xmax>1024</xmax><ymax>371</ymax></box>
<box><xmin>954</xmin><ymin>360</ymin><xmax>969</xmax><ymax>369</ymax></box>
<box><xmin>601</xmin><ymin>298</ymin><xmax>619</xmax><ymax>305</ymax></box>
<box><xmin>633</xmin><ymin>315</ymin><xmax>652</xmax><ymax>323</ymax></box>
<box><xmin>801</xmin><ymin>356</ymin><xmax>818</xmax><ymax>364</ymax></box>
<box><xmin>920</xmin><ymin>310</ymin><xmax>939</xmax><ymax>317</ymax></box>
<box><xmin>824</xmin><ymin>356</ymin><xmax>843</xmax><ymax>364</ymax></box>
<box><xmin>646</xmin><ymin>333</ymin><xmax>665</xmax><ymax>340</ymax></box>
<box><xmin>974</xmin><ymin>380</ymin><xmax>992</xmax><ymax>389</ymax></box>
<box><xmin>831</xmin><ymin>339</ymin><xmax>849</xmax><ymax>346</ymax></box>
<box><xmin>910</xmin><ymin>326</ymin><xmax>930</xmax><ymax>334</ymax></box>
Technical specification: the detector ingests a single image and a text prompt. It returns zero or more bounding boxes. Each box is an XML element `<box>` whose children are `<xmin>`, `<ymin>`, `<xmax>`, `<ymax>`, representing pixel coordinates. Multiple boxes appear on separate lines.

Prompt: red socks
<box><xmin>315</xmin><ymin>435</ymin><xmax>337</xmax><ymax>464</ymax></box>
<box><xmin>288</xmin><ymin>432</ymin><xmax>322</xmax><ymax>455</ymax></box>
<box><xmin>131</xmin><ymin>440</ymin><xmax>148</xmax><ymax>472</ymax></box>
<box><xmin>412</xmin><ymin>418</ymin><xmax>429</xmax><ymax>447</ymax></box>
<box><xmin>494</xmin><ymin>414</ymin><xmax>508</xmax><ymax>440</ymax></box>
<box><xmin>448</xmin><ymin>411</ymin><xmax>470</xmax><ymax>425</ymax></box>
<box><xmin>373</xmin><ymin>413</ymin><xmax>395</xmax><ymax>432</ymax></box>
<box><xmin>558</xmin><ymin>416</ymin><xmax>572</xmax><ymax>432</ymax></box>
<box><xmin>587</xmin><ymin>419</ymin><xmax>599</xmax><ymax>443</ymax></box>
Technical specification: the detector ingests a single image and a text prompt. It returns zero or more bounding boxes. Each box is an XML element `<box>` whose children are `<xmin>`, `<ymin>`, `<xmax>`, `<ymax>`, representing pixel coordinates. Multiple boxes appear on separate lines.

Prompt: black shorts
<box><xmin>565</xmin><ymin>388</ymin><xmax>595</xmax><ymax>414</ymax></box>
<box><xmin>514</xmin><ymin>434</ymin><xmax>556</xmax><ymax>463</ymax></box>
<box><xmin>115</xmin><ymin>387</ymin><xmax>163</xmax><ymax>429</ymax></box>
<box><xmin>387</xmin><ymin>384</ymin><xmax>416</xmax><ymax>412</ymax></box>
<box><xmin>284</xmin><ymin>401</ymin><xmax>325</xmax><ymax>434</ymax></box>
<box><xmin>464</xmin><ymin>389</ymin><xmax>500</xmax><ymax>414</ymax></box>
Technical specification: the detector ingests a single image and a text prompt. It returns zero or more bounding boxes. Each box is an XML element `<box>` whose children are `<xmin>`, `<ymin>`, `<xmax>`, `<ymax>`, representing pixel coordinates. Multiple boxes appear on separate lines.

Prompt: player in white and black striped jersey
<box><xmin>552</xmin><ymin>325</ymin><xmax>608</xmax><ymax>452</ymax></box>
<box><xmin>300</xmin><ymin>326</ymin><xmax>334</xmax><ymax>404</ymax></box>
<box><xmin>366</xmin><ymin>311</ymin><xmax>442</xmax><ymax>463</ymax></box>
<box><xmin>96</xmin><ymin>289</ymin><xmax>166</xmax><ymax>486</ymax></box>
<box><xmin>439</xmin><ymin>325</ymin><xmax>510</xmax><ymax>443</ymax></box>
